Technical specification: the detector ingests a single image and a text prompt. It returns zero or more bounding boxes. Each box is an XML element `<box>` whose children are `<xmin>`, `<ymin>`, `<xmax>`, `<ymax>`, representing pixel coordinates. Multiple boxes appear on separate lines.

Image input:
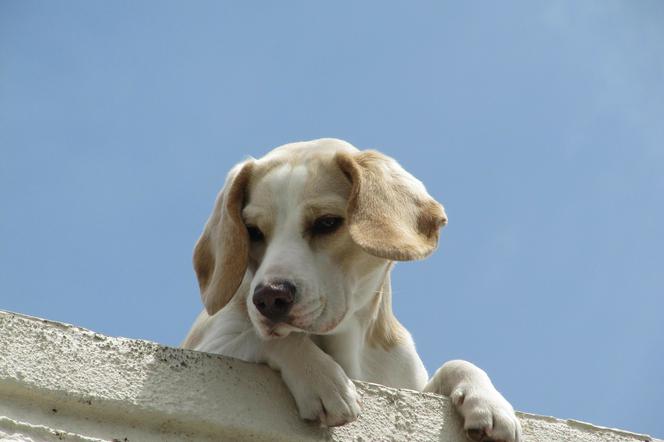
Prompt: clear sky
<box><xmin>1</xmin><ymin>1</ymin><xmax>663</xmax><ymax>437</ymax></box>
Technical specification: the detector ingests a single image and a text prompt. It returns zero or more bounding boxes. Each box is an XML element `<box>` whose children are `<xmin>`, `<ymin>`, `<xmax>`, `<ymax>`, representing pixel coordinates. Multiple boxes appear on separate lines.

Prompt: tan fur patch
<box><xmin>194</xmin><ymin>162</ymin><xmax>254</xmax><ymax>315</ymax></box>
<box><xmin>365</xmin><ymin>267</ymin><xmax>407</xmax><ymax>350</ymax></box>
<box><xmin>335</xmin><ymin>150</ymin><xmax>447</xmax><ymax>261</ymax></box>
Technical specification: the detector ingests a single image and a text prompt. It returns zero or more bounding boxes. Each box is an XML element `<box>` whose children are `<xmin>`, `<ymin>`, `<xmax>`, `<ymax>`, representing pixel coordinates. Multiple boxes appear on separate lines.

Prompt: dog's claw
<box><xmin>466</xmin><ymin>428</ymin><xmax>505</xmax><ymax>442</ymax></box>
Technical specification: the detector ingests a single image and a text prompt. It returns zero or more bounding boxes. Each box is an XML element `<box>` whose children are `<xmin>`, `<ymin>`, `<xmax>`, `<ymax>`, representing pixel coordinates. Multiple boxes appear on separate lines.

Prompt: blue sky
<box><xmin>1</xmin><ymin>1</ymin><xmax>663</xmax><ymax>437</ymax></box>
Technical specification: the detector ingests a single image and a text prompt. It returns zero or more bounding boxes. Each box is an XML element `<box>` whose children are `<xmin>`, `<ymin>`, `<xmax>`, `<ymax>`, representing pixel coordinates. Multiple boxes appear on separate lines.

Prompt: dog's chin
<box><xmin>252</xmin><ymin>318</ymin><xmax>341</xmax><ymax>340</ymax></box>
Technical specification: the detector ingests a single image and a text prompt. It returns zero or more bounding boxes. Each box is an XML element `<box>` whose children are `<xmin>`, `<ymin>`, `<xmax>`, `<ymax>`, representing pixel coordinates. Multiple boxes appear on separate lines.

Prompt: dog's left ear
<box><xmin>336</xmin><ymin>150</ymin><xmax>447</xmax><ymax>261</ymax></box>
<box><xmin>193</xmin><ymin>161</ymin><xmax>254</xmax><ymax>315</ymax></box>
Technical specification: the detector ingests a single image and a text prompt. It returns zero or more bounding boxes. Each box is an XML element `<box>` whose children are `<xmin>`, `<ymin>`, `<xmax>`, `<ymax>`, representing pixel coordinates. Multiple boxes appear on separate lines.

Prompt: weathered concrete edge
<box><xmin>0</xmin><ymin>310</ymin><xmax>660</xmax><ymax>442</ymax></box>
<box><xmin>518</xmin><ymin>411</ymin><xmax>657</xmax><ymax>441</ymax></box>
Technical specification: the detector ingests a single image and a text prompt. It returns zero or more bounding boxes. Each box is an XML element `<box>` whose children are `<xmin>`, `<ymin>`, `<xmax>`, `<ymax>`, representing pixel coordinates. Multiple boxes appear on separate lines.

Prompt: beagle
<box><xmin>183</xmin><ymin>139</ymin><xmax>521</xmax><ymax>441</ymax></box>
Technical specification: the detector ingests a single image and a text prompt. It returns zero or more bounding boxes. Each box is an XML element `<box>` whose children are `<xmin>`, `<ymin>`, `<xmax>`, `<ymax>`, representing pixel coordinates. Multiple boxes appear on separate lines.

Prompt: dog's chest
<box><xmin>317</xmin><ymin>334</ymin><xmax>427</xmax><ymax>390</ymax></box>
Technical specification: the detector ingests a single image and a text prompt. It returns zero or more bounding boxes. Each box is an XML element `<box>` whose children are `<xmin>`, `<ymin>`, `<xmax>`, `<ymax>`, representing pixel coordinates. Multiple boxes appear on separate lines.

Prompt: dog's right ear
<box><xmin>193</xmin><ymin>161</ymin><xmax>254</xmax><ymax>316</ymax></box>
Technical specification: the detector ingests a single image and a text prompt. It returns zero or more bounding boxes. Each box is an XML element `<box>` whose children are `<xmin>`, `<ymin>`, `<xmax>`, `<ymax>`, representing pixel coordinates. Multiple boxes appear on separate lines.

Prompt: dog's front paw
<box><xmin>450</xmin><ymin>384</ymin><xmax>522</xmax><ymax>442</ymax></box>
<box><xmin>287</xmin><ymin>360</ymin><xmax>360</xmax><ymax>427</ymax></box>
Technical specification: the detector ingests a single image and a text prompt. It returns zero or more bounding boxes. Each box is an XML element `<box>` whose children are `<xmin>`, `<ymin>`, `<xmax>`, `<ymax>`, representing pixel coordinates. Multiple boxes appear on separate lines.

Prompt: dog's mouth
<box><xmin>256</xmin><ymin>315</ymin><xmax>316</xmax><ymax>340</ymax></box>
<box><xmin>260</xmin><ymin>321</ymin><xmax>298</xmax><ymax>339</ymax></box>
<box><xmin>248</xmin><ymin>291</ymin><xmax>349</xmax><ymax>340</ymax></box>
<box><xmin>254</xmin><ymin>300</ymin><xmax>346</xmax><ymax>339</ymax></box>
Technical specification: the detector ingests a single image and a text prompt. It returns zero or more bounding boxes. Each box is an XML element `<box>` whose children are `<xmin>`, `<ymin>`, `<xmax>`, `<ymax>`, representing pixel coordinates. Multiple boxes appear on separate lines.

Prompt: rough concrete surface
<box><xmin>0</xmin><ymin>310</ymin><xmax>659</xmax><ymax>441</ymax></box>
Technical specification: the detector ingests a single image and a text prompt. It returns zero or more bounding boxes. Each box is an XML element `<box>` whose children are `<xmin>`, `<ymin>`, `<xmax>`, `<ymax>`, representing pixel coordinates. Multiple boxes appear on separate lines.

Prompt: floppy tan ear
<box><xmin>193</xmin><ymin>161</ymin><xmax>253</xmax><ymax>315</ymax></box>
<box><xmin>335</xmin><ymin>150</ymin><xmax>447</xmax><ymax>261</ymax></box>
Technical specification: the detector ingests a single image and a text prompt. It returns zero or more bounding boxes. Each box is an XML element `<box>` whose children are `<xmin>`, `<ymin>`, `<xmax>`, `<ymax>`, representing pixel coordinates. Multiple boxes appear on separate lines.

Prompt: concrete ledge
<box><xmin>0</xmin><ymin>310</ymin><xmax>659</xmax><ymax>442</ymax></box>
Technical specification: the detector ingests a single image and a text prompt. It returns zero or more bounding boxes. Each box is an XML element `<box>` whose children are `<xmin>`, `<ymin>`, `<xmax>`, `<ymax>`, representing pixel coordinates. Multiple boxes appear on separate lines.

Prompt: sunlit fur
<box><xmin>182</xmin><ymin>139</ymin><xmax>521</xmax><ymax>439</ymax></box>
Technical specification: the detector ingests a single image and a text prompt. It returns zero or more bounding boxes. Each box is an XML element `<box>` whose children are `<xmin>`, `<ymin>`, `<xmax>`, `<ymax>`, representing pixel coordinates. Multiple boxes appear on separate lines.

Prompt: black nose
<box><xmin>252</xmin><ymin>280</ymin><xmax>296</xmax><ymax>323</ymax></box>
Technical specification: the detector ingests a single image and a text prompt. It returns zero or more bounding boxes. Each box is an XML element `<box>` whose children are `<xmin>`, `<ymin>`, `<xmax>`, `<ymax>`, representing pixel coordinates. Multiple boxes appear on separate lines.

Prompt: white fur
<box><xmin>184</xmin><ymin>139</ymin><xmax>521</xmax><ymax>440</ymax></box>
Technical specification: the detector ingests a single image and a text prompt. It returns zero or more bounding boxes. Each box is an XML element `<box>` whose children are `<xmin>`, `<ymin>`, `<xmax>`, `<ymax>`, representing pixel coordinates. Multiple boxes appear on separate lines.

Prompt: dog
<box><xmin>182</xmin><ymin>138</ymin><xmax>521</xmax><ymax>442</ymax></box>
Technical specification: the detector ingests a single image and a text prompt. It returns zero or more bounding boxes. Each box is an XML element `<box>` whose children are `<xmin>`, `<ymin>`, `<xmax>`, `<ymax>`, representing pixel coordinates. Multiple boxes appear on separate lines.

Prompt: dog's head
<box><xmin>193</xmin><ymin>139</ymin><xmax>447</xmax><ymax>339</ymax></box>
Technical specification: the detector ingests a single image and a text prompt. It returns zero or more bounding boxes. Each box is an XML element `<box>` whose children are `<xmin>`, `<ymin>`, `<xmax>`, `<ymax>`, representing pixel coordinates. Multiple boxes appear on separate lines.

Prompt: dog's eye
<box><xmin>311</xmin><ymin>216</ymin><xmax>344</xmax><ymax>236</ymax></box>
<box><xmin>246</xmin><ymin>225</ymin><xmax>264</xmax><ymax>242</ymax></box>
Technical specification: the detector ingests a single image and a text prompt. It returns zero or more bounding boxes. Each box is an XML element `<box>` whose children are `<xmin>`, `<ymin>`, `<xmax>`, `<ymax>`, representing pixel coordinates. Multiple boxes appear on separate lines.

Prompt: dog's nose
<box><xmin>252</xmin><ymin>280</ymin><xmax>296</xmax><ymax>323</ymax></box>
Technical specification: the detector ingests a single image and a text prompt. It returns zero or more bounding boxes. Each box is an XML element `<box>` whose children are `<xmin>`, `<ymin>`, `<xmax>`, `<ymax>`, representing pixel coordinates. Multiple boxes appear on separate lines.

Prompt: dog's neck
<box><xmin>315</xmin><ymin>262</ymin><xmax>405</xmax><ymax>378</ymax></box>
<box><xmin>364</xmin><ymin>267</ymin><xmax>406</xmax><ymax>350</ymax></box>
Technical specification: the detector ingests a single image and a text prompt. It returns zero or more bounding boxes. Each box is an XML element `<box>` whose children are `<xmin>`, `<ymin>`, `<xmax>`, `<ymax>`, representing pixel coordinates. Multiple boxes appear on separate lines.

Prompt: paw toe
<box><xmin>319</xmin><ymin>386</ymin><xmax>360</xmax><ymax>427</ymax></box>
<box><xmin>466</xmin><ymin>428</ymin><xmax>503</xmax><ymax>442</ymax></box>
<box><xmin>297</xmin><ymin>397</ymin><xmax>324</xmax><ymax>422</ymax></box>
<box><xmin>488</xmin><ymin>408</ymin><xmax>521</xmax><ymax>442</ymax></box>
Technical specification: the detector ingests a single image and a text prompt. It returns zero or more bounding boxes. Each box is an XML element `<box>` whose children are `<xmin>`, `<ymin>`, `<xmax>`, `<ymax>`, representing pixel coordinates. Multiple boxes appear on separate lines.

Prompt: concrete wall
<box><xmin>0</xmin><ymin>310</ymin><xmax>659</xmax><ymax>442</ymax></box>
